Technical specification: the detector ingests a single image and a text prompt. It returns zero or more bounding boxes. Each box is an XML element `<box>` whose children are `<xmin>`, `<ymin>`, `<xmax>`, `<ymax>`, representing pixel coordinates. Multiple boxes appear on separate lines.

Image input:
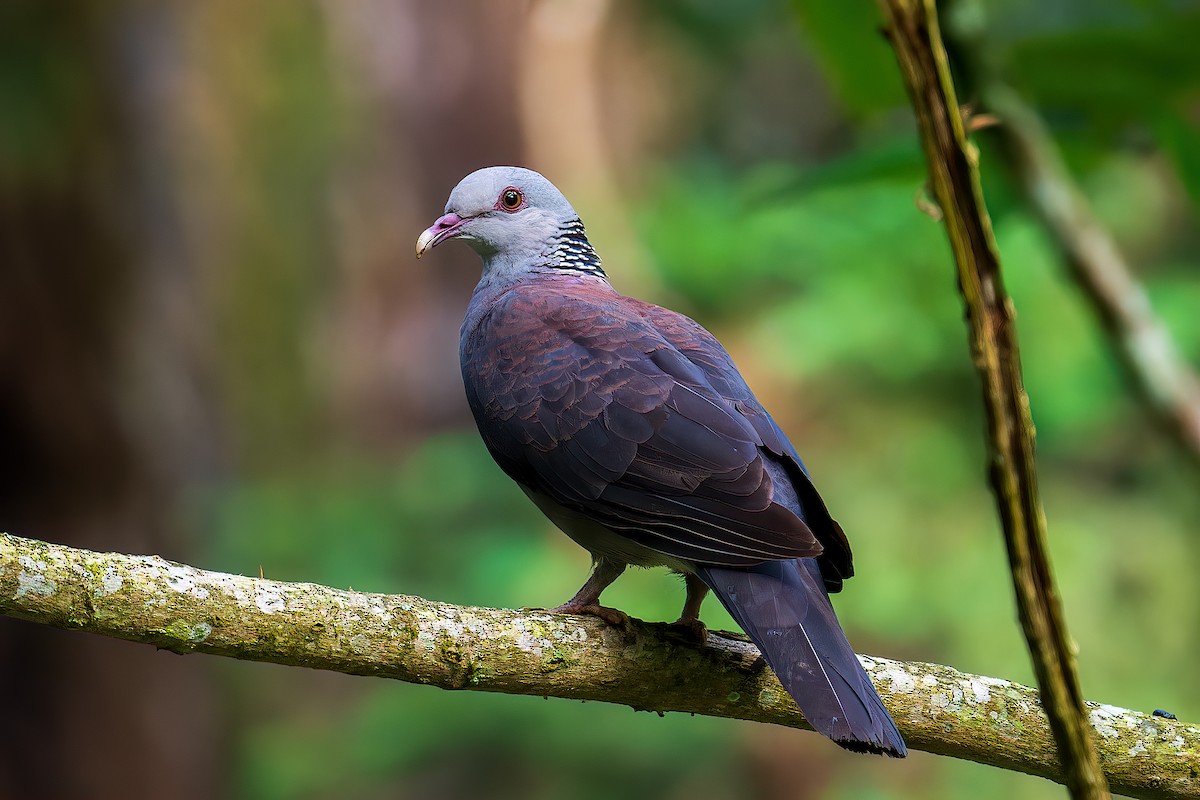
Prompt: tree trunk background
<box><xmin>0</xmin><ymin>2</ymin><xmax>539</xmax><ymax>796</ymax></box>
<box><xmin>0</xmin><ymin>7</ymin><xmax>216</xmax><ymax>799</ymax></box>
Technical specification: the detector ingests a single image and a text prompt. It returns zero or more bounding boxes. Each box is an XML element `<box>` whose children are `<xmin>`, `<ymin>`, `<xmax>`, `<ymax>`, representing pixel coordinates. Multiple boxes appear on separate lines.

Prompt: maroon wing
<box><xmin>636</xmin><ymin>301</ymin><xmax>854</xmax><ymax>590</ymax></box>
<box><xmin>461</xmin><ymin>282</ymin><xmax>822</xmax><ymax>567</ymax></box>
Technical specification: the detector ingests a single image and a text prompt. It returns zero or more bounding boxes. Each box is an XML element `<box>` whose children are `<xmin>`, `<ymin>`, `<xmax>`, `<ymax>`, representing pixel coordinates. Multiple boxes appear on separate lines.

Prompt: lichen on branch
<box><xmin>1</xmin><ymin>532</ymin><xmax>1196</xmax><ymax>799</ymax></box>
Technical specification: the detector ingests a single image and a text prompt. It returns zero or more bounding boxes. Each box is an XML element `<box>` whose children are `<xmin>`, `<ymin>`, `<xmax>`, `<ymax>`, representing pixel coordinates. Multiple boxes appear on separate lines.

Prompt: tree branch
<box><xmin>1</xmin><ymin>531</ymin><xmax>1196</xmax><ymax>799</ymax></box>
<box><xmin>945</xmin><ymin>6</ymin><xmax>1200</xmax><ymax>464</ymax></box>
<box><xmin>877</xmin><ymin>1</ymin><xmax>1111</xmax><ymax>797</ymax></box>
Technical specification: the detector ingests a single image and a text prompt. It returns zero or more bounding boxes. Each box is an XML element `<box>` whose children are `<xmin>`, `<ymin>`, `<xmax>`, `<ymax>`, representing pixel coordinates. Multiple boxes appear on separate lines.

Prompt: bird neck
<box><xmin>538</xmin><ymin>217</ymin><xmax>606</xmax><ymax>278</ymax></box>
<box><xmin>473</xmin><ymin>216</ymin><xmax>607</xmax><ymax>294</ymax></box>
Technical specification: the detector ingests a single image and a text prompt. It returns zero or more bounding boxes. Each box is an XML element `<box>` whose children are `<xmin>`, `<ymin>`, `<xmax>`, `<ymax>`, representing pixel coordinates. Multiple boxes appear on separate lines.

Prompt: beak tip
<box><xmin>415</xmin><ymin>228</ymin><xmax>437</xmax><ymax>260</ymax></box>
<box><xmin>416</xmin><ymin>212</ymin><xmax>465</xmax><ymax>261</ymax></box>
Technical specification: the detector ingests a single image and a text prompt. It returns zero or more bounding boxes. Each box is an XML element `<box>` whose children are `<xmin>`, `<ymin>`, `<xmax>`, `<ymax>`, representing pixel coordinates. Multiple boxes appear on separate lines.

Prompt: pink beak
<box><xmin>416</xmin><ymin>212</ymin><xmax>465</xmax><ymax>259</ymax></box>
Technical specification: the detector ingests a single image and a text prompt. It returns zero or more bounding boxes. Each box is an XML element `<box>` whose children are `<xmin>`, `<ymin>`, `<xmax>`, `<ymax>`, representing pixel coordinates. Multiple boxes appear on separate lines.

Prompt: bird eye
<box><xmin>499</xmin><ymin>188</ymin><xmax>523</xmax><ymax>211</ymax></box>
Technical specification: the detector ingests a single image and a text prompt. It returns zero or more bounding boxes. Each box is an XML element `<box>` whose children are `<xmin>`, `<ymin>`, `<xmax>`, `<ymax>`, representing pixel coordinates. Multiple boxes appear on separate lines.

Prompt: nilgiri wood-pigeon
<box><xmin>416</xmin><ymin>166</ymin><xmax>906</xmax><ymax>756</ymax></box>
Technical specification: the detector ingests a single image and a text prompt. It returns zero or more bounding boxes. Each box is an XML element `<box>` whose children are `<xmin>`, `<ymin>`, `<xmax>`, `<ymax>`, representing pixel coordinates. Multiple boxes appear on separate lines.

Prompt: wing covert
<box><xmin>461</xmin><ymin>284</ymin><xmax>822</xmax><ymax>568</ymax></box>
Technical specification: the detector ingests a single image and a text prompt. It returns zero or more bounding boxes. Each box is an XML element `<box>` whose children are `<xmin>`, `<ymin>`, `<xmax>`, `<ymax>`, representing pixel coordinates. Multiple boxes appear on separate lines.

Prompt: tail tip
<box><xmin>833</xmin><ymin>732</ymin><xmax>908</xmax><ymax>758</ymax></box>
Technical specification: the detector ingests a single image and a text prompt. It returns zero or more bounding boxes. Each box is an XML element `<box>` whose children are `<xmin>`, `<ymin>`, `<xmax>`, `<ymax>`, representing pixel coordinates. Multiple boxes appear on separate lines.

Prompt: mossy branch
<box><xmin>877</xmin><ymin>1</ymin><xmax>1110</xmax><ymax>797</ymax></box>
<box><xmin>1</xmin><ymin>531</ymin><xmax>1197</xmax><ymax>799</ymax></box>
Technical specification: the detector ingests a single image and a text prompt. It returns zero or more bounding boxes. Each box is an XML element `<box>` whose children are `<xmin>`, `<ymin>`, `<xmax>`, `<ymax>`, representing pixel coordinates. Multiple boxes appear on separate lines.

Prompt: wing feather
<box><xmin>634</xmin><ymin>299</ymin><xmax>855</xmax><ymax>588</ymax></box>
<box><xmin>461</xmin><ymin>283</ymin><xmax>828</xmax><ymax>568</ymax></box>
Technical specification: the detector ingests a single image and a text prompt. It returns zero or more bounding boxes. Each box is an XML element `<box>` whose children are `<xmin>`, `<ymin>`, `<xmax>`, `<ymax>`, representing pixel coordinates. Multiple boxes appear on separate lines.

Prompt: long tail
<box><xmin>696</xmin><ymin>558</ymin><xmax>906</xmax><ymax>756</ymax></box>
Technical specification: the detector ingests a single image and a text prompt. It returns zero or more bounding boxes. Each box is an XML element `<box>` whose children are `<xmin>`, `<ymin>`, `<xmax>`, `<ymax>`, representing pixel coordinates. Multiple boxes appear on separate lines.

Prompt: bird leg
<box><xmin>669</xmin><ymin>573</ymin><xmax>710</xmax><ymax>643</ymax></box>
<box><xmin>549</xmin><ymin>558</ymin><xmax>630</xmax><ymax>629</ymax></box>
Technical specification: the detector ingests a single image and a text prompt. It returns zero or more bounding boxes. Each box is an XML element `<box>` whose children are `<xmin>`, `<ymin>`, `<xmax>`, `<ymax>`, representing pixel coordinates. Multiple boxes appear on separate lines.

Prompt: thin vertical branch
<box><xmin>876</xmin><ymin>1</ymin><xmax>1111</xmax><ymax>798</ymax></box>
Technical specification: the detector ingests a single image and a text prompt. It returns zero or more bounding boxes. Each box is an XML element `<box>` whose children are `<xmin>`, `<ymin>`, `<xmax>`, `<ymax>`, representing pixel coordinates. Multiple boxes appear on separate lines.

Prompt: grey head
<box><xmin>416</xmin><ymin>166</ymin><xmax>604</xmax><ymax>282</ymax></box>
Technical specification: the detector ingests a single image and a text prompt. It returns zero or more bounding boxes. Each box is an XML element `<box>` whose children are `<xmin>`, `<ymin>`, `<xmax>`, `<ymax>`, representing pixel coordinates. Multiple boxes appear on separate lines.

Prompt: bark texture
<box><xmin>1</xmin><ymin>532</ymin><xmax>1196</xmax><ymax>800</ymax></box>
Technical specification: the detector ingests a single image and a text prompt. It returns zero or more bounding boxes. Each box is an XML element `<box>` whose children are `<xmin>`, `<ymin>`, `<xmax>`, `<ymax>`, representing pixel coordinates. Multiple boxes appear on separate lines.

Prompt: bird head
<box><xmin>416</xmin><ymin>166</ymin><xmax>603</xmax><ymax>278</ymax></box>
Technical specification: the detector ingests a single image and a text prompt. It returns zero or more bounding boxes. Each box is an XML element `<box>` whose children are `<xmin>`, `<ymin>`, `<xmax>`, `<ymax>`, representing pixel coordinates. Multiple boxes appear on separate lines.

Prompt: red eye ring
<box><xmin>498</xmin><ymin>187</ymin><xmax>524</xmax><ymax>212</ymax></box>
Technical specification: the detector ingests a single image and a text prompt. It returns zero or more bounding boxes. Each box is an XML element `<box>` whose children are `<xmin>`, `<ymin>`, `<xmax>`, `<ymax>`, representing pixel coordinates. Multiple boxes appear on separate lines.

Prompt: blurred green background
<box><xmin>2</xmin><ymin>0</ymin><xmax>1198</xmax><ymax>798</ymax></box>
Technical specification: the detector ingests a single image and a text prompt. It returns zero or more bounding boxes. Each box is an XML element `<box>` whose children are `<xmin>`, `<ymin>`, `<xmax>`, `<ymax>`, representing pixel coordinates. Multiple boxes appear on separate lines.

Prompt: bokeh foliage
<box><xmin>3</xmin><ymin>1</ymin><xmax>1198</xmax><ymax>798</ymax></box>
<box><xmin>210</xmin><ymin>2</ymin><xmax>1198</xmax><ymax>799</ymax></box>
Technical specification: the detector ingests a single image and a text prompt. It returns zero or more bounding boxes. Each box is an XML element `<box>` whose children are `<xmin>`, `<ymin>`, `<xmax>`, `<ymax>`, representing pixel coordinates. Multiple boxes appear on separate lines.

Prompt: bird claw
<box><xmin>548</xmin><ymin>601</ymin><xmax>632</xmax><ymax>631</ymax></box>
<box><xmin>667</xmin><ymin>617</ymin><xmax>709</xmax><ymax>644</ymax></box>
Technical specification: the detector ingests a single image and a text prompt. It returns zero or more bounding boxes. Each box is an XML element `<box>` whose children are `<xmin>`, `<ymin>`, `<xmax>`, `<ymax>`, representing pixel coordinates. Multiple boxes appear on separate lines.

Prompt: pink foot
<box><xmin>549</xmin><ymin>602</ymin><xmax>631</xmax><ymax>630</ymax></box>
<box><xmin>668</xmin><ymin>617</ymin><xmax>709</xmax><ymax>644</ymax></box>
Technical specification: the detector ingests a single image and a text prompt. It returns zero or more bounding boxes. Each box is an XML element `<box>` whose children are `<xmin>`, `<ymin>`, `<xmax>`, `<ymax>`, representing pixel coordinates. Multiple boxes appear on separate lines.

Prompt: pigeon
<box><xmin>417</xmin><ymin>166</ymin><xmax>906</xmax><ymax>756</ymax></box>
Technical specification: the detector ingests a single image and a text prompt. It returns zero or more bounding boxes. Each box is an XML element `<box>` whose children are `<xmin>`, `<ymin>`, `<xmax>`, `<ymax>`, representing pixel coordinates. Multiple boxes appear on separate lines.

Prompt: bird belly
<box><xmin>520</xmin><ymin>486</ymin><xmax>694</xmax><ymax>573</ymax></box>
